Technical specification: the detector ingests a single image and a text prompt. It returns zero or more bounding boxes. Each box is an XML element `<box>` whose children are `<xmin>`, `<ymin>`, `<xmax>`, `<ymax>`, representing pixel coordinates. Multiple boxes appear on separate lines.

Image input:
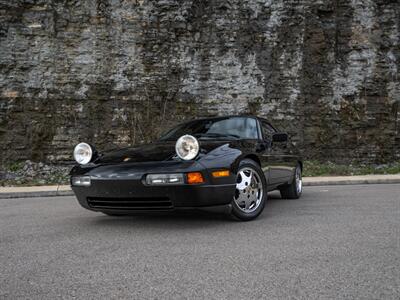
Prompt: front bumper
<box><xmin>70</xmin><ymin>161</ymin><xmax>236</xmax><ymax>213</ymax></box>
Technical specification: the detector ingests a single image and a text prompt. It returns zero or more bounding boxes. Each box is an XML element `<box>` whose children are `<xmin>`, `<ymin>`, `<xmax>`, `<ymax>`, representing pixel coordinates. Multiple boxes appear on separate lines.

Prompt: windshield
<box><xmin>160</xmin><ymin>117</ymin><xmax>259</xmax><ymax>141</ymax></box>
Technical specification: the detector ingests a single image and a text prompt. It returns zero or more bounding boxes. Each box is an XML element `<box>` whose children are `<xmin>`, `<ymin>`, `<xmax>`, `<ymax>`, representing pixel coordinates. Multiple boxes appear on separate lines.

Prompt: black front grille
<box><xmin>87</xmin><ymin>197</ymin><xmax>173</xmax><ymax>210</ymax></box>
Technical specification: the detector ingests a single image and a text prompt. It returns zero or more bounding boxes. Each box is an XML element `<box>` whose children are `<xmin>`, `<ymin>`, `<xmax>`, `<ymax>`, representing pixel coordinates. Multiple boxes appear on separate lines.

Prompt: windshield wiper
<box><xmin>195</xmin><ymin>133</ymin><xmax>240</xmax><ymax>139</ymax></box>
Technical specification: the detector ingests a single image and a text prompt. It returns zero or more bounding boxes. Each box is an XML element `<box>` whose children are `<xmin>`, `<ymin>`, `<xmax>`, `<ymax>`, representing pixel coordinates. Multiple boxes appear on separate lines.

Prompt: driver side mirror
<box><xmin>272</xmin><ymin>132</ymin><xmax>288</xmax><ymax>143</ymax></box>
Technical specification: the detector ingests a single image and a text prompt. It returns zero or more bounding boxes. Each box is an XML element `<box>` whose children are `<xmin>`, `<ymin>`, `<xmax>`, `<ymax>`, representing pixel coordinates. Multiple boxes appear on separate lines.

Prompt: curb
<box><xmin>0</xmin><ymin>190</ymin><xmax>74</xmax><ymax>199</ymax></box>
<box><xmin>303</xmin><ymin>179</ymin><xmax>400</xmax><ymax>186</ymax></box>
<box><xmin>1</xmin><ymin>175</ymin><xmax>400</xmax><ymax>199</ymax></box>
<box><xmin>0</xmin><ymin>185</ymin><xmax>73</xmax><ymax>199</ymax></box>
<box><xmin>303</xmin><ymin>175</ymin><xmax>400</xmax><ymax>187</ymax></box>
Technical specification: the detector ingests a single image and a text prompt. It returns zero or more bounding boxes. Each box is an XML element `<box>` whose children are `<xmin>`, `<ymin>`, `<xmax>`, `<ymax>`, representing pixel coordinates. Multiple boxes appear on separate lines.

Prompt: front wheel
<box><xmin>230</xmin><ymin>159</ymin><xmax>267</xmax><ymax>221</ymax></box>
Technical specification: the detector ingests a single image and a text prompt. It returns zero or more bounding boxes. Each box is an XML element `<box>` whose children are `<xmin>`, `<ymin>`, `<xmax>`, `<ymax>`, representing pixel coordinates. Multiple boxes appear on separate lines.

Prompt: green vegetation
<box><xmin>0</xmin><ymin>176</ymin><xmax>69</xmax><ymax>187</ymax></box>
<box><xmin>303</xmin><ymin>160</ymin><xmax>400</xmax><ymax>177</ymax></box>
<box><xmin>5</xmin><ymin>161</ymin><xmax>25</xmax><ymax>172</ymax></box>
<box><xmin>0</xmin><ymin>161</ymin><xmax>70</xmax><ymax>187</ymax></box>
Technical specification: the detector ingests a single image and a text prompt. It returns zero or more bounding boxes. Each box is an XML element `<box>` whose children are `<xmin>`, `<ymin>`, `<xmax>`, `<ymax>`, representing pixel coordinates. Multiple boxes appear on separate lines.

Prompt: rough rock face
<box><xmin>0</xmin><ymin>0</ymin><xmax>399</xmax><ymax>164</ymax></box>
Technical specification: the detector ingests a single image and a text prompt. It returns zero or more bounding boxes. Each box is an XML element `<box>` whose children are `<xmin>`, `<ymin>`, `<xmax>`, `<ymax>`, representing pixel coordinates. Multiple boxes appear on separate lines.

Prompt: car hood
<box><xmin>94</xmin><ymin>139</ymin><xmax>245</xmax><ymax>164</ymax></box>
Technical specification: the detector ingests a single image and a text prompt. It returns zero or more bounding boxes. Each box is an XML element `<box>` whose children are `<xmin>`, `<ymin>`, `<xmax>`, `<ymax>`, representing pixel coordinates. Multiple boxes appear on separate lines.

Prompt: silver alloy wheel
<box><xmin>295</xmin><ymin>166</ymin><xmax>302</xmax><ymax>194</ymax></box>
<box><xmin>234</xmin><ymin>167</ymin><xmax>263</xmax><ymax>213</ymax></box>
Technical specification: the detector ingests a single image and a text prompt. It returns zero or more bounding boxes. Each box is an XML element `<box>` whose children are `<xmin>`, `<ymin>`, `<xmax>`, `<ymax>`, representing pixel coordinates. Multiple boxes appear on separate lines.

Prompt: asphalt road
<box><xmin>1</xmin><ymin>184</ymin><xmax>399</xmax><ymax>299</ymax></box>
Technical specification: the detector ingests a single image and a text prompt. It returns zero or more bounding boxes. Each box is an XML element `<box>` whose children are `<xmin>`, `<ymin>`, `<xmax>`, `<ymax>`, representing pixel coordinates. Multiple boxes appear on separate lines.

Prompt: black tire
<box><xmin>230</xmin><ymin>159</ymin><xmax>267</xmax><ymax>221</ymax></box>
<box><xmin>280</xmin><ymin>164</ymin><xmax>302</xmax><ymax>199</ymax></box>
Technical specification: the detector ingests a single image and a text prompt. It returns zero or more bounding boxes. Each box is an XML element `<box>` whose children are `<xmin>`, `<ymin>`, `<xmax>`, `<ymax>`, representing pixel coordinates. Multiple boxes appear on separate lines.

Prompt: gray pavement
<box><xmin>0</xmin><ymin>184</ymin><xmax>399</xmax><ymax>299</ymax></box>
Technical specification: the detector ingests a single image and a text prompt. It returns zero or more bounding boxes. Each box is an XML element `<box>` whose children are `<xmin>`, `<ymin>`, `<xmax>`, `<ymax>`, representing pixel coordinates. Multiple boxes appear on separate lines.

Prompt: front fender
<box><xmin>198</xmin><ymin>142</ymin><xmax>261</xmax><ymax>176</ymax></box>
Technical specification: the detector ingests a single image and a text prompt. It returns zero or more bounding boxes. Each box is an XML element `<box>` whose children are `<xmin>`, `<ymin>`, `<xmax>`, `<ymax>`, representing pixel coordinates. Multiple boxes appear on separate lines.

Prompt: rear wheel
<box><xmin>280</xmin><ymin>164</ymin><xmax>302</xmax><ymax>199</ymax></box>
<box><xmin>231</xmin><ymin>159</ymin><xmax>267</xmax><ymax>221</ymax></box>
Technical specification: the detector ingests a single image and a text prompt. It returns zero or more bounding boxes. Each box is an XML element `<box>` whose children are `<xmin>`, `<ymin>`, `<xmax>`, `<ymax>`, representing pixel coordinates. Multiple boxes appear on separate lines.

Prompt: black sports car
<box><xmin>70</xmin><ymin>116</ymin><xmax>302</xmax><ymax>221</ymax></box>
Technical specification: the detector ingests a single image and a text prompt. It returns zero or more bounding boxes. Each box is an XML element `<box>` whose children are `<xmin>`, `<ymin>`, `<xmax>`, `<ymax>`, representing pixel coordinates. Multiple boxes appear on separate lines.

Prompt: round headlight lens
<box><xmin>73</xmin><ymin>143</ymin><xmax>93</xmax><ymax>165</ymax></box>
<box><xmin>175</xmin><ymin>135</ymin><xmax>199</xmax><ymax>160</ymax></box>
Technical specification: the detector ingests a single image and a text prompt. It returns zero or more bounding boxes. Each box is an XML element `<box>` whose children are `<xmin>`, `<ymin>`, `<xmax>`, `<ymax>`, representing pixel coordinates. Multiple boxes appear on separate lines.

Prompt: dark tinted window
<box><xmin>160</xmin><ymin>117</ymin><xmax>259</xmax><ymax>141</ymax></box>
<box><xmin>261</xmin><ymin>121</ymin><xmax>276</xmax><ymax>139</ymax></box>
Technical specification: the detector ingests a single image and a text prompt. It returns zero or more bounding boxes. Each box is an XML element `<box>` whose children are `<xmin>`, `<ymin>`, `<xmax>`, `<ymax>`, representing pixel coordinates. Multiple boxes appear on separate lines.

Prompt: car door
<box><xmin>259</xmin><ymin>121</ymin><xmax>294</xmax><ymax>186</ymax></box>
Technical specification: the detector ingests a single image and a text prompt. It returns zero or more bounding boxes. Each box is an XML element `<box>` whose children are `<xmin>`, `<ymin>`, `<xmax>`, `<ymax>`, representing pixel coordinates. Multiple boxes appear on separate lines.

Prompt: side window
<box><xmin>261</xmin><ymin>121</ymin><xmax>276</xmax><ymax>140</ymax></box>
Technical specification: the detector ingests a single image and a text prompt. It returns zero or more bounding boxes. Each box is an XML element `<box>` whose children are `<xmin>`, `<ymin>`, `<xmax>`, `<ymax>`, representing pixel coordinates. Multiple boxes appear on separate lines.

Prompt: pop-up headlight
<box><xmin>175</xmin><ymin>135</ymin><xmax>199</xmax><ymax>160</ymax></box>
<box><xmin>73</xmin><ymin>143</ymin><xmax>93</xmax><ymax>165</ymax></box>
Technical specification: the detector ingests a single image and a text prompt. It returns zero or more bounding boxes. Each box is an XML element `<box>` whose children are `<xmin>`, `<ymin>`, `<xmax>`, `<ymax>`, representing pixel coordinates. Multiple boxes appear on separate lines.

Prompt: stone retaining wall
<box><xmin>0</xmin><ymin>0</ymin><xmax>399</xmax><ymax>164</ymax></box>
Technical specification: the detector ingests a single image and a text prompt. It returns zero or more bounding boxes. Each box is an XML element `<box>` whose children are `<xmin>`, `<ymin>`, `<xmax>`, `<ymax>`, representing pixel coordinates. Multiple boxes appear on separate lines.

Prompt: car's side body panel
<box><xmin>256</xmin><ymin>117</ymin><xmax>301</xmax><ymax>190</ymax></box>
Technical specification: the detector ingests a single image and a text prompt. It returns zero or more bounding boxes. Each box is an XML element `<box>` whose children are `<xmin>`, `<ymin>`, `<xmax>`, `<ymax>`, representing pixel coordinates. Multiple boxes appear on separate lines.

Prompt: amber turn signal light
<box><xmin>212</xmin><ymin>170</ymin><xmax>230</xmax><ymax>178</ymax></box>
<box><xmin>187</xmin><ymin>172</ymin><xmax>205</xmax><ymax>184</ymax></box>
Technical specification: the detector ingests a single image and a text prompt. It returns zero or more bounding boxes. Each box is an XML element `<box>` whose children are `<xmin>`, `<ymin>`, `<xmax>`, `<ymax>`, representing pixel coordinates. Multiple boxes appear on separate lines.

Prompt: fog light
<box><xmin>146</xmin><ymin>174</ymin><xmax>184</xmax><ymax>185</ymax></box>
<box><xmin>71</xmin><ymin>176</ymin><xmax>91</xmax><ymax>187</ymax></box>
<box><xmin>187</xmin><ymin>172</ymin><xmax>205</xmax><ymax>184</ymax></box>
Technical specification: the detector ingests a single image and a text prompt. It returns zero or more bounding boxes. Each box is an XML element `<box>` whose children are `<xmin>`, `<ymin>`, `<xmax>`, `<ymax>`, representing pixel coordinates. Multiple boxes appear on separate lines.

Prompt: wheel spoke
<box><xmin>243</xmin><ymin>198</ymin><xmax>248</xmax><ymax>209</ymax></box>
<box><xmin>250</xmin><ymin>190</ymin><xmax>258</xmax><ymax>206</ymax></box>
<box><xmin>237</xmin><ymin>170</ymin><xmax>251</xmax><ymax>190</ymax></box>
<box><xmin>235</xmin><ymin>189</ymin><xmax>247</xmax><ymax>207</ymax></box>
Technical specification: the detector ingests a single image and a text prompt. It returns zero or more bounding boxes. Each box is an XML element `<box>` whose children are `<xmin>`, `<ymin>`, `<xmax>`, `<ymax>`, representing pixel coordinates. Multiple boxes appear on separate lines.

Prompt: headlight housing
<box><xmin>175</xmin><ymin>135</ymin><xmax>199</xmax><ymax>160</ymax></box>
<box><xmin>73</xmin><ymin>142</ymin><xmax>93</xmax><ymax>165</ymax></box>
